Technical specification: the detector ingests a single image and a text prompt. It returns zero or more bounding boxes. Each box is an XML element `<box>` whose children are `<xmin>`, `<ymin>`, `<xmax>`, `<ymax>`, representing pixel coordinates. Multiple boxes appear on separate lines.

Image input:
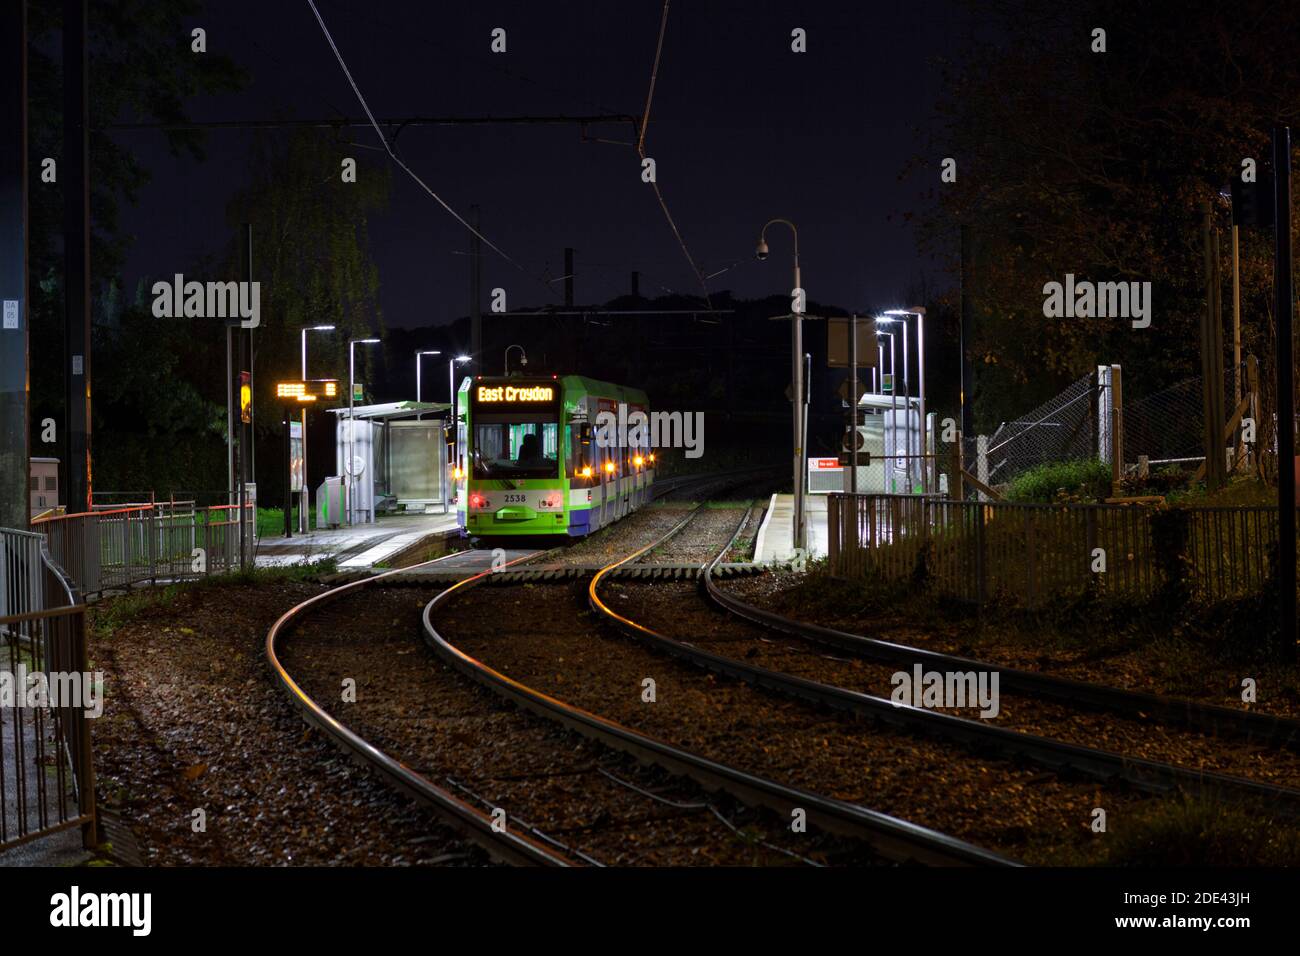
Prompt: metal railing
<box><xmin>828</xmin><ymin>493</ymin><xmax>1283</xmax><ymax>608</ymax></box>
<box><xmin>1</xmin><ymin>494</ymin><xmax>255</xmax><ymax>854</ymax></box>
<box><xmin>32</xmin><ymin>499</ymin><xmax>256</xmax><ymax>599</ymax></box>
<box><xmin>0</xmin><ymin>528</ymin><xmax>95</xmax><ymax>852</ymax></box>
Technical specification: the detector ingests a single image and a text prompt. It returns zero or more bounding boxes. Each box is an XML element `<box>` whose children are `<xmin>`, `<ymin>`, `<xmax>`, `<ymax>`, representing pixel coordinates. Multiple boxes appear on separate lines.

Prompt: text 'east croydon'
<box><xmin>476</xmin><ymin>385</ymin><xmax>555</xmax><ymax>403</ymax></box>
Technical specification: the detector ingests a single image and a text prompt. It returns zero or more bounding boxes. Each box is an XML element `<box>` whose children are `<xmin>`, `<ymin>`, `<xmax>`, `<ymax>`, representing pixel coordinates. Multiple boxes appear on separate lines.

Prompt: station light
<box><xmin>648</xmin><ymin>453</ymin><xmax>656</xmax><ymax>463</ymax></box>
<box><xmin>633</xmin><ymin>455</ymin><xmax>644</xmax><ymax>468</ymax></box>
<box><xmin>604</xmin><ymin>460</ymin><xmax>616</xmax><ymax>474</ymax></box>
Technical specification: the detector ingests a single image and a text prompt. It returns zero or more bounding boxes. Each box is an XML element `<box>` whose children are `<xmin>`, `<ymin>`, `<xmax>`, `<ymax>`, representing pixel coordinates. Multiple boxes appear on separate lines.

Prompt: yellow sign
<box><xmin>276</xmin><ymin>379</ymin><xmax>339</xmax><ymax>403</ymax></box>
<box><xmin>476</xmin><ymin>384</ymin><xmax>555</xmax><ymax>403</ymax></box>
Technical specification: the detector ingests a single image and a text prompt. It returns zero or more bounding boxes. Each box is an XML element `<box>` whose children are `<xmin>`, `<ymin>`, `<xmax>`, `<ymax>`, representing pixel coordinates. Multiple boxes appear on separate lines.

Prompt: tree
<box><xmin>26</xmin><ymin>0</ymin><xmax>243</xmax><ymax>489</ymax></box>
<box><xmin>916</xmin><ymin>0</ymin><xmax>1300</xmax><ymax>436</ymax></box>
<box><xmin>222</xmin><ymin>128</ymin><xmax>392</xmax><ymax>503</ymax></box>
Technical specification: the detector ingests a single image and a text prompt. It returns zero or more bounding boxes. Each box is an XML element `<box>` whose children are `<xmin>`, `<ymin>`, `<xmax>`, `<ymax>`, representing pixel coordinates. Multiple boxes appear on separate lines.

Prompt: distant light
<box><xmin>455</xmin><ymin>355</ymin><xmax>471</xmax><ymax>363</ymax></box>
<box><xmin>633</xmin><ymin>455</ymin><xmax>644</xmax><ymax>467</ymax></box>
<box><xmin>604</xmin><ymin>461</ymin><xmax>616</xmax><ymax>474</ymax></box>
<box><xmin>308</xmin><ymin>324</ymin><xmax>336</xmax><ymax>331</ymax></box>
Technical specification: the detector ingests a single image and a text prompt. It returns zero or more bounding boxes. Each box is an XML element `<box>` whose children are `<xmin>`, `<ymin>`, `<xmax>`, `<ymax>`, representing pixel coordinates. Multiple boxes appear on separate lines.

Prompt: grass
<box><xmin>1082</xmin><ymin>795</ymin><xmax>1300</xmax><ymax>866</ymax></box>
<box><xmin>256</xmin><ymin>506</ymin><xmax>316</xmax><ymax>537</ymax></box>
<box><xmin>1004</xmin><ymin>458</ymin><xmax>1112</xmax><ymax>503</ymax></box>
<box><xmin>88</xmin><ymin>560</ymin><xmax>336</xmax><ymax>641</ymax></box>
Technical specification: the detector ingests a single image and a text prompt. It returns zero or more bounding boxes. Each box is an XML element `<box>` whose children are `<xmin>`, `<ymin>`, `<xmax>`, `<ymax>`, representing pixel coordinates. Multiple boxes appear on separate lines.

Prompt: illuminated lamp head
<box><xmin>604</xmin><ymin>461</ymin><xmax>616</xmax><ymax>474</ymax></box>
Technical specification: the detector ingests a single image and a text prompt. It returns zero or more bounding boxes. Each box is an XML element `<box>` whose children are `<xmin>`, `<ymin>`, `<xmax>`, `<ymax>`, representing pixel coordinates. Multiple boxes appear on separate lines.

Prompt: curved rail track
<box><xmin>421</xmin><ymin>501</ymin><xmax>1017</xmax><ymax>866</ymax></box>
<box><xmin>266</xmin><ymin>548</ymin><xmax>575</xmax><ymax>866</ymax></box>
<box><xmin>703</xmin><ymin>561</ymin><xmax>1300</xmax><ymax>750</ymax></box>
<box><xmin>264</xmin><ymin>467</ymin><xmax>797</xmax><ymax>866</ymax></box>
<box><xmin>583</xmin><ymin>512</ymin><xmax>1300</xmax><ymax>811</ymax></box>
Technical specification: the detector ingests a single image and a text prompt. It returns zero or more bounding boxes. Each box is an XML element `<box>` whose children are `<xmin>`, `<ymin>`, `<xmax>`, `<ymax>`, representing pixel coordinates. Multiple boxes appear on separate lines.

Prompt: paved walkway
<box><xmin>753</xmin><ymin>493</ymin><xmax>829</xmax><ymax>564</ymax></box>
<box><xmin>255</xmin><ymin>512</ymin><xmax>460</xmax><ymax>569</ymax></box>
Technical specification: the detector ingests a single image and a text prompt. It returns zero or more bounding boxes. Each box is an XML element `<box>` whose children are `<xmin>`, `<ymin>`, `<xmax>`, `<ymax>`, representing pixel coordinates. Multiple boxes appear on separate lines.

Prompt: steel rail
<box><xmin>588</xmin><ymin>512</ymin><xmax>1300</xmax><ymax>813</ymax></box>
<box><xmin>446</xmin><ymin>507</ymin><xmax>1014</xmax><ymax>866</ymax></box>
<box><xmin>703</xmin><ymin>565</ymin><xmax>1300</xmax><ymax>749</ymax></box>
<box><xmin>261</xmin><ymin>468</ymin><xmax>760</xmax><ymax>864</ymax></box>
<box><xmin>265</xmin><ymin>547</ymin><xmax>575</xmax><ymax>867</ymax></box>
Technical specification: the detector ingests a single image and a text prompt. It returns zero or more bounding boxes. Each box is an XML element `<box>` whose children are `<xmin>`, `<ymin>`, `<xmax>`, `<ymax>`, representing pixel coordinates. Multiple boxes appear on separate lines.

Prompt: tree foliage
<box><xmin>916</xmin><ymin>0</ymin><xmax>1300</xmax><ymax>435</ymax></box>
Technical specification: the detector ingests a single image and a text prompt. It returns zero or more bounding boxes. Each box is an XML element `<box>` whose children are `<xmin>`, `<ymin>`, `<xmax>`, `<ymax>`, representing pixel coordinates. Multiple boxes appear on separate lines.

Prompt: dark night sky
<box><xmin>114</xmin><ymin>0</ymin><xmax>966</xmax><ymax>328</ymax></box>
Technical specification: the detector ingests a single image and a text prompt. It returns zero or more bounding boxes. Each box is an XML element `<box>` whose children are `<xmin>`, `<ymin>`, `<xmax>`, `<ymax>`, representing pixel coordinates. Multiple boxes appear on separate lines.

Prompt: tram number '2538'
<box><xmin>503</xmin><ymin>493</ymin><xmax>527</xmax><ymax>503</ymax></box>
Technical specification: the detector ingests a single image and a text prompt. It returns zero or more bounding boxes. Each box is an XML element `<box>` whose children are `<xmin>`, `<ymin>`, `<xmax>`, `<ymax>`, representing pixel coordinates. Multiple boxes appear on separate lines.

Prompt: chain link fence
<box><xmin>1122</xmin><ymin>376</ymin><xmax>1205</xmax><ymax>467</ymax></box>
<box><xmin>963</xmin><ymin>373</ymin><xmax>1098</xmax><ymax>486</ymax></box>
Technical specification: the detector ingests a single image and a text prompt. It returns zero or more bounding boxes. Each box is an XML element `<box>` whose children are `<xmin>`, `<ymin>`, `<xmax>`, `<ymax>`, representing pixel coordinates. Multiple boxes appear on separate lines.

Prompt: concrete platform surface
<box><xmin>753</xmin><ymin>493</ymin><xmax>828</xmax><ymax>564</ymax></box>
<box><xmin>254</xmin><ymin>512</ymin><xmax>459</xmax><ymax>569</ymax></box>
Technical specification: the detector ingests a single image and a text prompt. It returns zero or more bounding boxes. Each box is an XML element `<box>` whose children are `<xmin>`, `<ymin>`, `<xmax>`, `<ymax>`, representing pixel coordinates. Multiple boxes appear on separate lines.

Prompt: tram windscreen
<box><xmin>472</xmin><ymin>414</ymin><xmax>560</xmax><ymax>478</ymax></box>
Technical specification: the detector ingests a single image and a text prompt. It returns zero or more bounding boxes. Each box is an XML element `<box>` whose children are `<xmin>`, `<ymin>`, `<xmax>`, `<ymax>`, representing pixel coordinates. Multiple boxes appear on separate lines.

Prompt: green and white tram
<box><xmin>453</xmin><ymin>374</ymin><xmax>656</xmax><ymax>538</ymax></box>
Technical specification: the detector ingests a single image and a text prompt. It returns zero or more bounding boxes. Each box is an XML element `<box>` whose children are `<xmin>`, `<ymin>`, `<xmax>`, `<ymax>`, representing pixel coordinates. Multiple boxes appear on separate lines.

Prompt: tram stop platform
<box><xmin>255</xmin><ymin>512</ymin><xmax>460</xmax><ymax>570</ymax></box>
<box><xmin>753</xmin><ymin>493</ymin><xmax>829</xmax><ymax>564</ymax></box>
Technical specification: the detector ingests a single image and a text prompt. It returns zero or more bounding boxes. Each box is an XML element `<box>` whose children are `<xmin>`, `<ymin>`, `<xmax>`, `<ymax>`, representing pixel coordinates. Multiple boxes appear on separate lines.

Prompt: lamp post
<box><xmin>504</xmin><ymin>344</ymin><xmax>527</xmax><ymax>375</ymax></box>
<box><xmin>877</xmin><ymin>315</ymin><xmax>909</xmax><ymax>487</ymax></box>
<box><xmin>884</xmin><ymin>308</ymin><xmax>928</xmax><ymax>491</ymax></box>
<box><xmin>415</xmin><ymin>350</ymin><xmax>440</xmax><ymax>420</ymax></box>
<box><xmin>347</xmin><ymin>337</ymin><xmax>380</xmax><ymax>525</ymax></box>
<box><xmin>877</xmin><ymin>328</ymin><xmax>897</xmax><ymax>492</ymax></box>
<box><xmin>756</xmin><ymin>218</ymin><xmax>806</xmax><ymax>552</ymax></box>
<box><xmin>449</xmin><ymin>354</ymin><xmax>471</xmax><ymax>469</ymax></box>
<box><xmin>299</xmin><ymin>325</ymin><xmax>335</xmax><ymax>532</ymax></box>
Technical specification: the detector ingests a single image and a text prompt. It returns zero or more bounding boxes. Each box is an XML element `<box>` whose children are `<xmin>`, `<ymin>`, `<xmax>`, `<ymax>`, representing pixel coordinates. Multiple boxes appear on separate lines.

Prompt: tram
<box><xmin>454</xmin><ymin>374</ymin><xmax>655</xmax><ymax>538</ymax></box>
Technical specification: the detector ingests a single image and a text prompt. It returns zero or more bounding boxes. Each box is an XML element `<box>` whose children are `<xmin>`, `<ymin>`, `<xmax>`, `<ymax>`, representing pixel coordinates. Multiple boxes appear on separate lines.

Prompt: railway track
<box><xmin>267</xmin><ymin>467</ymin><xmax>878</xmax><ymax>866</ymax></box>
<box><xmin>423</xmin><ymin>505</ymin><xmax>1014</xmax><ymax>866</ymax></box>
<box><xmin>588</xmin><ymin>510</ymin><xmax>1300</xmax><ymax>811</ymax></box>
<box><xmin>704</xmin><ymin>565</ymin><xmax>1300</xmax><ymax>749</ymax></box>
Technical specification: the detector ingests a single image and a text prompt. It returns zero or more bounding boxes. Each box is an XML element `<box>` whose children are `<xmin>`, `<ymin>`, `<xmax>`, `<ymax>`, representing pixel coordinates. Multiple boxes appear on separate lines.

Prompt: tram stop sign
<box><xmin>837</xmin><ymin>377</ymin><xmax>868</xmax><ymax>405</ymax></box>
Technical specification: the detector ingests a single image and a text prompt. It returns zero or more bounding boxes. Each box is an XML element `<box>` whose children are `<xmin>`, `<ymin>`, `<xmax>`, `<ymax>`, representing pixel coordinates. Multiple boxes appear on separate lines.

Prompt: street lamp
<box><xmin>298</xmin><ymin>325</ymin><xmax>335</xmax><ymax>532</ymax></box>
<box><xmin>415</xmin><ymin>350</ymin><xmax>441</xmax><ymax>420</ymax></box>
<box><xmin>876</xmin><ymin>315</ymin><xmax>910</xmax><ymax>488</ymax></box>
<box><xmin>876</xmin><ymin>328</ymin><xmax>898</xmax><ymax>492</ymax></box>
<box><xmin>756</xmin><ymin>218</ymin><xmax>806</xmax><ymax>552</ymax></box>
<box><xmin>347</xmin><ymin>337</ymin><xmax>380</xmax><ymax>525</ymax></box>
<box><xmin>504</xmin><ymin>344</ymin><xmax>527</xmax><ymax>375</ymax></box>
<box><xmin>449</xmin><ymin>354</ymin><xmax>471</xmax><ymax>462</ymax></box>
<box><xmin>883</xmin><ymin>308</ymin><xmax>928</xmax><ymax>492</ymax></box>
